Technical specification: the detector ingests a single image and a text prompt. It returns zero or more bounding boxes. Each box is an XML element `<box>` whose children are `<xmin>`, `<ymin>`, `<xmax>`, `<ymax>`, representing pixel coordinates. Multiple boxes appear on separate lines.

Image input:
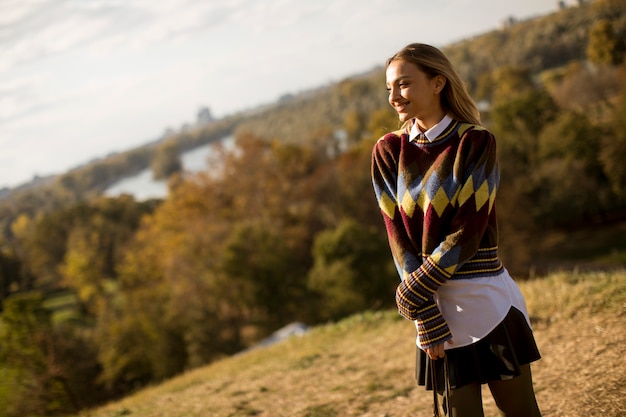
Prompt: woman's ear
<box><xmin>434</xmin><ymin>75</ymin><xmax>446</xmax><ymax>94</ymax></box>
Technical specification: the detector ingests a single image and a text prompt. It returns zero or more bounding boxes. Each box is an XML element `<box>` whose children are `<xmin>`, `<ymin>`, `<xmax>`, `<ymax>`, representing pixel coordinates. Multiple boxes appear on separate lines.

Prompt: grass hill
<box><xmin>76</xmin><ymin>269</ymin><xmax>626</xmax><ymax>417</ymax></box>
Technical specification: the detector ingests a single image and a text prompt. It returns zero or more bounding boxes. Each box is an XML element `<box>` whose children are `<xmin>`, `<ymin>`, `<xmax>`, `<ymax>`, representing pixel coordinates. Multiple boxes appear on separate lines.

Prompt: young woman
<box><xmin>371</xmin><ymin>43</ymin><xmax>542</xmax><ymax>417</ymax></box>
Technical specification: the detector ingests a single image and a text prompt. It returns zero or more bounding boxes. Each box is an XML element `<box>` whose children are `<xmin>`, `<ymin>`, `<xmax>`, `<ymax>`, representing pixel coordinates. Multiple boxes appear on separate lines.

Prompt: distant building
<box><xmin>197</xmin><ymin>106</ymin><xmax>214</xmax><ymax>126</ymax></box>
<box><xmin>500</xmin><ymin>15</ymin><xmax>517</xmax><ymax>29</ymax></box>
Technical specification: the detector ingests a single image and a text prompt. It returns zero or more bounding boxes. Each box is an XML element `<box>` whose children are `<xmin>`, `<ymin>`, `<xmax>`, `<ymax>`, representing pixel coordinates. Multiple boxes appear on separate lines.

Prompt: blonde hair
<box><xmin>387</xmin><ymin>43</ymin><xmax>481</xmax><ymax>127</ymax></box>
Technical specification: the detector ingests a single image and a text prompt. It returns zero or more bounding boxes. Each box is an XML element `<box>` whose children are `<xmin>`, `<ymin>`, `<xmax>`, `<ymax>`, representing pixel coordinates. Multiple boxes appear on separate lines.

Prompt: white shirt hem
<box><xmin>415</xmin><ymin>268</ymin><xmax>530</xmax><ymax>350</ymax></box>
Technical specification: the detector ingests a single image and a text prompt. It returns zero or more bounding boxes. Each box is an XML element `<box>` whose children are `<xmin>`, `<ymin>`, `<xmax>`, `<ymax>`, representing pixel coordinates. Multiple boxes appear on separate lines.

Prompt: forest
<box><xmin>1</xmin><ymin>0</ymin><xmax>625</xmax><ymax>415</ymax></box>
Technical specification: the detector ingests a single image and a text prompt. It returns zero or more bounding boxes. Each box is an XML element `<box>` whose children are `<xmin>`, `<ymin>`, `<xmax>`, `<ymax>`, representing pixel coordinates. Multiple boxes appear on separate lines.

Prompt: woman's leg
<box><xmin>437</xmin><ymin>382</ymin><xmax>484</xmax><ymax>417</ymax></box>
<box><xmin>487</xmin><ymin>364</ymin><xmax>541</xmax><ymax>417</ymax></box>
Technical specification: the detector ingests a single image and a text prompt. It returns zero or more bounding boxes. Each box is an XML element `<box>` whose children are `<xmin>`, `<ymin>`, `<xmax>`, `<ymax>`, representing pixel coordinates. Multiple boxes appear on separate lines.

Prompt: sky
<box><xmin>0</xmin><ymin>0</ymin><xmax>559</xmax><ymax>189</ymax></box>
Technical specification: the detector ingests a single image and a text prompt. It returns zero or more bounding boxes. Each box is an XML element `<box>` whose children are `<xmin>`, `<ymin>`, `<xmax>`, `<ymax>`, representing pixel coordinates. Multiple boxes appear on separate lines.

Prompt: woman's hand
<box><xmin>425</xmin><ymin>340</ymin><xmax>450</xmax><ymax>360</ymax></box>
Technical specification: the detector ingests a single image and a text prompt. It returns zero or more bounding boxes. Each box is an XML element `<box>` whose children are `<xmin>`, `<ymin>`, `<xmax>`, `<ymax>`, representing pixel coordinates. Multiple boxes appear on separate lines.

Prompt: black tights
<box><xmin>435</xmin><ymin>364</ymin><xmax>541</xmax><ymax>417</ymax></box>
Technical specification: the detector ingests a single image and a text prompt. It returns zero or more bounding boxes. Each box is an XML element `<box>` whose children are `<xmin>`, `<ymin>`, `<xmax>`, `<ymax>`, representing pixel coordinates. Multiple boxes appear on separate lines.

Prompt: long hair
<box><xmin>387</xmin><ymin>43</ymin><xmax>481</xmax><ymax>126</ymax></box>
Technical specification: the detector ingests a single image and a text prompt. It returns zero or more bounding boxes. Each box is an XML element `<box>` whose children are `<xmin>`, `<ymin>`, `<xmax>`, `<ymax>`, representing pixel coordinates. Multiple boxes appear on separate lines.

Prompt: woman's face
<box><xmin>386</xmin><ymin>59</ymin><xmax>444</xmax><ymax>125</ymax></box>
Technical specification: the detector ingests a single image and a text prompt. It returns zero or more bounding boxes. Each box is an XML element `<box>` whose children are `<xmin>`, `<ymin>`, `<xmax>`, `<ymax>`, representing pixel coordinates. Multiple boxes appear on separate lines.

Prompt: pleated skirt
<box><xmin>416</xmin><ymin>306</ymin><xmax>541</xmax><ymax>390</ymax></box>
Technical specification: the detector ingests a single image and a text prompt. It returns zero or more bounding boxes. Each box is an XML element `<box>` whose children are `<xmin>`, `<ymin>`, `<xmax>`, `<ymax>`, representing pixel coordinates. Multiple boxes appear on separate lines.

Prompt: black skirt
<box><xmin>416</xmin><ymin>306</ymin><xmax>541</xmax><ymax>390</ymax></box>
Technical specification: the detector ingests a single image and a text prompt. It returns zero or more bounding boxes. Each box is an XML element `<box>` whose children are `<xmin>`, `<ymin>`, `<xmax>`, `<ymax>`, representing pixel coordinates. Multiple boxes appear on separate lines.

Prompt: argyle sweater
<box><xmin>371</xmin><ymin>120</ymin><xmax>504</xmax><ymax>348</ymax></box>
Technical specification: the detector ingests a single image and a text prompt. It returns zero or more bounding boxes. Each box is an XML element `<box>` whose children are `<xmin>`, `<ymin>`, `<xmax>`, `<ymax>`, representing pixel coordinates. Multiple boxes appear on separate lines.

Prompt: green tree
<box><xmin>307</xmin><ymin>219</ymin><xmax>396</xmax><ymax>321</ymax></box>
<box><xmin>537</xmin><ymin>111</ymin><xmax>603</xmax><ymax>176</ymax></box>
<box><xmin>531</xmin><ymin>111</ymin><xmax>609</xmax><ymax>225</ymax></box>
<box><xmin>600</xmin><ymin>92</ymin><xmax>626</xmax><ymax>198</ymax></box>
<box><xmin>222</xmin><ymin>223</ymin><xmax>304</xmax><ymax>332</ymax></box>
<box><xmin>488</xmin><ymin>90</ymin><xmax>559</xmax><ymax>269</ymax></box>
<box><xmin>0</xmin><ymin>292</ymin><xmax>79</xmax><ymax>416</ymax></box>
<box><xmin>95</xmin><ymin>288</ymin><xmax>186</xmax><ymax>392</ymax></box>
<box><xmin>491</xmin><ymin>89</ymin><xmax>560</xmax><ymax>171</ymax></box>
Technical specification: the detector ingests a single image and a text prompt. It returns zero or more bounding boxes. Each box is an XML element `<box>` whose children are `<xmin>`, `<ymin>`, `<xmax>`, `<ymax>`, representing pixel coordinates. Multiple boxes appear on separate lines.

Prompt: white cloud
<box><xmin>0</xmin><ymin>0</ymin><xmax>245</xmax><ymax>70</ymax></box>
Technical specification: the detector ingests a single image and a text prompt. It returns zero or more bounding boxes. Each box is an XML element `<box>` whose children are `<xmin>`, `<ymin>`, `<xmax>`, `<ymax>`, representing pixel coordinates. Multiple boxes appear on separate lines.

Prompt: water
<box><xmin>105</xmin><ymin>135</ymin><xmax>234</xmax><ymax>200</ymax></box>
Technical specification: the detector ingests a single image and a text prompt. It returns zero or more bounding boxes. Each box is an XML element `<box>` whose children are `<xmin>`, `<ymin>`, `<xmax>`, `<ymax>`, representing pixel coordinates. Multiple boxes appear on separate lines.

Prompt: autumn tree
<box><xmin>343</xmin><ymin>109</ymin><xmax>366</xmax><ymax>145</ymax></box>
<box><xmin>97</xmin><ymin>135</ymin><xmax>306</xmax><ymax>385</ymax></box>
<box><xmin>547</xmin><ymin>62</ymin><xmax>622</xmax><ymax>118</ymax></box>
<box><xmin>57</xmin><ymin>196</ymin><xmax>153</xmax><ymax>316</ymax></box>
<box><xmin>587</xmin><ymin>19</ymin><xmax>625</xmax><ymax>66</ymax></box>
<box><xmin>97</xmin><ymin>182</ymin><xmax>225</xmax><ymax>386</ymax></box>
<box><xmin>10</xmin><ymin>210</ymin><xmax>76</xmax><ymax>288</ymax></box>
<box><xmin>476</xmin><ymin>66</ymin><xmax>535</xmax><ymax>105</ymax></box>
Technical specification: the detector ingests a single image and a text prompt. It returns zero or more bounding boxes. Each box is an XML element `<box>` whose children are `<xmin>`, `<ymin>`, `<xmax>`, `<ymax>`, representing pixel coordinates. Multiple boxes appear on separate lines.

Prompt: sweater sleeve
<box><xmin>395</xmin><ymin>129</ymin><xmax>499</xmax><ymax>340</ymax></box>
<box><xmin>371</xmin><ymin>133</ymin><xmax>453</xmax><ymax>348</ymax></box>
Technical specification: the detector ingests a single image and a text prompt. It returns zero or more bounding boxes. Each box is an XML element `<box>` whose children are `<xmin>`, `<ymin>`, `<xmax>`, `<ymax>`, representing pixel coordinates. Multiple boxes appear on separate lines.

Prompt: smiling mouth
<box><xmin>394</xmin><ymin>103</ymin><xmax>408</xmax><ymax>113</ymax></box>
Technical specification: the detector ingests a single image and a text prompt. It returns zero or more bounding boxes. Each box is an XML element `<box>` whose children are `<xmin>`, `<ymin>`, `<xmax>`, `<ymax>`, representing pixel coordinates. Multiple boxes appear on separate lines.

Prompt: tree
<box><xmin>151</xmin><ymin>139</ymin><xmax>182</xmax><ymax>180</ymax></box>
<box><xmin>490</xmin><ymin>89</ymin><xmax>560</xmax><ymax>172</ymax></box>
<box><xmin>537</xmin><ymin>111</ymin><xmax>603</xmax><ymax>176</ymax></box>
<box><xmin>488</xmin><ymin>90</ymin><xmax>559</xmax><ymax>270</ymax></box>
<box><xmin>95</xmin><ymin>288</ymin><xmax>186</xmax><ymax>391</ymax></box>
<box><xmin>0</xmin><ymin>243</ymin><xmax>22</xmax><ymax>308</ymax></box>
<box><xmin>366</xmin><ymin>107</ymin><xmax>401</xmax><ymax>141</ymax></box>
<box><xmin>100</xmin><ymin>168</ymin><xmax>247</xmax><ymax>384</ymax></box>
<box><xmin>221</xmin><ymin>223</ymin><xmax>304</xmax><ymax>332</ymax></box>
<box><xmin>10</xmin><ymin>211</ymin><xmax>71</xmax><ymax>288</ymax></box>
<box><xmin>343</xmin><ymin>109</ymin><xmax>366</xmax><ymax>145</ymax></box>
<box><xmin>0</xmin><ymin>292</ymin><xmax>80</xmax><ymax>416</ymax></box>
<box><xmin>307</xmin><ymin>219</ymin><xmax>396</xmax><ymax>321</ymax></box>
<box><xmin>548</xmin><ymin>62</ymin><xmax>622</xmax><ymax>118</ymax></box>
<box><xmin>476</xmin><ymin>66</ymin><xmax>535</xmax><ymax>105</ymax></box>
<box><xmin>600</xmin><ymin>91</ymin><xmax>626</xmax><ymax>198</ymax></box>
<box><xmin>530</xmin><ymin>111</ymin><xmax>609</xmax><ymax>225</ymax></box>
<box><xmin>587</xmin><ymin>19</ymin><xmax>625</xmax><ymax>66</ymax></box>
<box><xmin>60</xmin><ymin>226</ymin><xmax>110</xmax><ymax>315</ymax></box>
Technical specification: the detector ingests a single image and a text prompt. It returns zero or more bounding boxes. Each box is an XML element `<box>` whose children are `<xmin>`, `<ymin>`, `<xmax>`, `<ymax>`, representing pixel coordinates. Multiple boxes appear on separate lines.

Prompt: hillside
<box><xmin>76</xmin><ymin>270</ymin><xmax>626</xmax><ymax>417</ymax></box>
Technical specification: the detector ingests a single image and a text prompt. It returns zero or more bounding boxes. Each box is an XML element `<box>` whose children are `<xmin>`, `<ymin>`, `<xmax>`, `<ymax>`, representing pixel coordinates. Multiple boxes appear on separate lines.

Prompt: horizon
<box><xmin>0</xmin><ymin>0</ymin><xmax>560</xmax><ymax>189</ymax></box>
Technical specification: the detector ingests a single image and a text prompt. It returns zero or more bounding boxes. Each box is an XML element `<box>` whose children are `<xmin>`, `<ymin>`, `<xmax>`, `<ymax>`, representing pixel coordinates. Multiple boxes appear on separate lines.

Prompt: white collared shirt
<box><xmin>409</xmin><ymin>114</ymin><xmax>453</xmax><ymax>142</ymax></box>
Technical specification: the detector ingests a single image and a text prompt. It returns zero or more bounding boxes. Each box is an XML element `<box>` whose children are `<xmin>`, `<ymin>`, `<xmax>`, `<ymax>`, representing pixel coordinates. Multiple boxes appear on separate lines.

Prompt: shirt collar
<box><xmin>409</xmin><ymin>114</ymin><xmax>453</xmax><ymax>142</ymax></box>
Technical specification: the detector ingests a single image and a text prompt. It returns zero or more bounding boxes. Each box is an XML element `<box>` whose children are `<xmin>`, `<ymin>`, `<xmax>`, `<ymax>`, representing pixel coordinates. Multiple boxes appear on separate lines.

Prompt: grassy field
<box><xmin>76</xmin><ymin>269</ymin><xmax>626</xmax><ymax>417</ymax></box>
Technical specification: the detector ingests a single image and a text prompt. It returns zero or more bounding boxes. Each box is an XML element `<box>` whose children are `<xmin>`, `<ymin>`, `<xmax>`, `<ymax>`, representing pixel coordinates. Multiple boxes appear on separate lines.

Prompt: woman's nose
<box><xmin>388</xmin><ymin>86</ymin><xmax>400</xmax><ymax>101</ymax></box>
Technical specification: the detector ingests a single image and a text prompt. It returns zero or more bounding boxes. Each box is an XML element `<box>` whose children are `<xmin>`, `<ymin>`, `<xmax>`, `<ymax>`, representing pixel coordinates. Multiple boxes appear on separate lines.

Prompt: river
<box><xmin>104</xmin><ymin>135</ymin><xmax>234</xmax><ymax>201</ymax></box>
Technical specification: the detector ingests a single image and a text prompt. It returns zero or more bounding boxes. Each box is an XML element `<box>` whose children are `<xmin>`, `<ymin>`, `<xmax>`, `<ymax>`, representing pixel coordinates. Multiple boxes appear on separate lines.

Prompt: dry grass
<box><xmin>77</xmin><ymin>270</ymin><xmax>626</xmax><ymax>417</ymax></box>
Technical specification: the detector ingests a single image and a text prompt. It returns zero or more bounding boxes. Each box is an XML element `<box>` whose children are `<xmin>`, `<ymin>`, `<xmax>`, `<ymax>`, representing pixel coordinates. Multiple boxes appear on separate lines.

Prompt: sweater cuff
<box><xmin>396</xmin><ymin>257</ymin><xmax>451</xmax><ymax>311</ymax></box>
<box><xmin>416</xmin><ymin>302</ymin><xmax>452</xmax><ymax>349</ymax></box>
